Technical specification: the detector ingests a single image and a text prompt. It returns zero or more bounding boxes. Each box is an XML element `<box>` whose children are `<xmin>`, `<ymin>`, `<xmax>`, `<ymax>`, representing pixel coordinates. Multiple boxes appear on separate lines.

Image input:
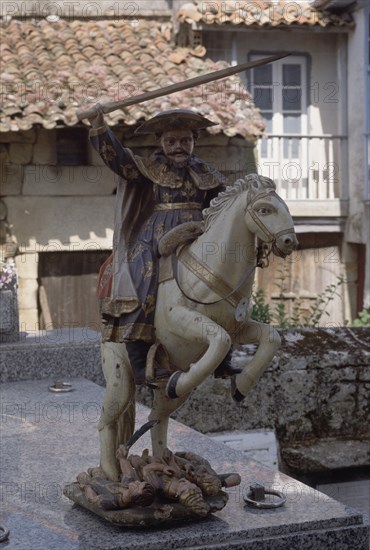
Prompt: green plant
<box><xmin>273</xmin><ymin>264</ymin><xmax>290</xmax><ymax>328</ymax></box>
<box><xmin>352</xmin><ymin>308</ymin><xmax>370</xmax><ymax>327</ymax></box>
<box><xmin>251</xmin><ymin>288</ymin><xmax>271</xmax><ymax>324</ymax></box>
<box><xmin>300</xmin><ymin>276</ymin><xmax>344</xmax><ymax>328</ymax></box>
<box><xmin>251</xmin><ymin>265</ymin><xmax>345</xmax><ymax>328</ymax></box>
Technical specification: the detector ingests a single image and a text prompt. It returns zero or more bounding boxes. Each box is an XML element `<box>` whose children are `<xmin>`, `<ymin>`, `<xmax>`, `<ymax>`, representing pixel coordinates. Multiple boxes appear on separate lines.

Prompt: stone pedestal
<box><xmin>0</xmin><ymin>289</ymin><xmax>19</xmax><ymax>343</ymax></box>
<box><xmin>1</xmin><ymin>378</ymin><xmax>369</xmax><ymax>549</ymax></box>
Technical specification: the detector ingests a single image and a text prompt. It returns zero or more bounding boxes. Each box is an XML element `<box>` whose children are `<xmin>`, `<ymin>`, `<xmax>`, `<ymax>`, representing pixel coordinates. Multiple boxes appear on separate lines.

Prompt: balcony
<box><xmin>256</xmin><ymin>134</ymin><xmax>349</xmax><ymax>218</ymax></box>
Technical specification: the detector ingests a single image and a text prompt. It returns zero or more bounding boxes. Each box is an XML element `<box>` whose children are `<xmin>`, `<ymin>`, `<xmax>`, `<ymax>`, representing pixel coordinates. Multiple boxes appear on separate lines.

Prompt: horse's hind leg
<box><xmin>148</xmin><ymin>381</ymin><xmax>188</xmax><ymax>457</ymax></box>
<box><xmin>98</xmin><ymin>341</ymin><xmax>135</xmax><ymax>480</ymax></box>
<box><xmin>165</xmin><ymin>305</ymin><xmax>231</xmax><ymax>399</ymax></box>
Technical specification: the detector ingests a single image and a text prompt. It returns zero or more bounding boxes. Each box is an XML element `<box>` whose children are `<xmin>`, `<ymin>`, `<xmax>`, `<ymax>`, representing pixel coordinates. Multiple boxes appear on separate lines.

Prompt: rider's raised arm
<box><xmin>89</xmin><ymin>124</ymin><xmax>138</xmax><ymax>178</ymax></box>
<box><xmin>88</xmin><ymin>106</ymin><xmax>139</xmax><ymax>180</ymax></box>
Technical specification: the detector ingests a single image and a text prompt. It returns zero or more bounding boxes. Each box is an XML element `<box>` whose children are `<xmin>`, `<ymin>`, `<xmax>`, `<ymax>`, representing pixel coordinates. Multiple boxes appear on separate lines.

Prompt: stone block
<box><xmin>0</xmin><ymin>163</ymin><xmax>23</xmax><ymax>195</ymax></box>
<box><xmin>32</xmin><ymin>128</ymin><xmax>57</xmax><ymax>164</ymax></box>
<box><xmin>0</xmin><ymin>129</ymin><xmax>36</xmax><ymax>143</ymax></box>
<box><xmin>0</xmin><ymin>378</ymin><xmax>369</xmax><ymax>549</ymax></box>
<box><xmin>0</xmin><ymin>289</ymin><xmax>19</xmax><ymax>342</ymax></box>
<box><xmin>15</xmin><ymin>253</ymin><xmax>39</xmax><ymax>279</ymax></box>
<box><xmin>195</xmin><ymin>145</ymin><xmax>255</xmax><ymax>173</ymax></box>
<box><xmin>0</xmin><ymin>144</ymin><xmax>10</xmax><ymax>165</ymax></box>
<box><xmin>23</xmin><ymin>165</ymin><xmax>118</xmax><ymax>196</ymax></box>
<box><xmin>9</xmin><ymin>142</ymin><xmax>33</xmax><ymax>164</ymax></box>
<box><xmin>0</xmin><ymin>328</ymin><xmax>102</xmax><ymax>383</ymax></box>
<box><xmin>18</xmin><ymin>308</ymin><xmax>39</xmax><ymax>333</ymax></box>
<box><xmin>4</xmin><ymin>196</ymin><xmax>114</xmax><ymax>251</ymax></box>
<box><xmin>18</xmin><ymin>278</ymin><xmax>38</xmax><ymax>310</ymax></box>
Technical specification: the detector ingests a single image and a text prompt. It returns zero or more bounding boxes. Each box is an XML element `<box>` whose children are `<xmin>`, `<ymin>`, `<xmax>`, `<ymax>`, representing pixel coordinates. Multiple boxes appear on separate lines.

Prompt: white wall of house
<box><xmin>346</xmin><ymin>4</ymin><xmax>369</xmax><ymax>310</ymax></box>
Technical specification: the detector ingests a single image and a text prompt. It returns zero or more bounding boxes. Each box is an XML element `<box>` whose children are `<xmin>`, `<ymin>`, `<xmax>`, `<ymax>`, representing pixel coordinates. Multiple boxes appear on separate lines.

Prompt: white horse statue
<box><xmin>98</xmin><ymin>174</ymin><xmax>298</xmax><ymax>481</ymax></box>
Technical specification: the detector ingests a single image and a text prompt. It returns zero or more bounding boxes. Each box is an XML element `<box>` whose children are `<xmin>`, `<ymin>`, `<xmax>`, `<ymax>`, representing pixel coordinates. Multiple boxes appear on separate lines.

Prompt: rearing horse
<box><xmin>98</xmin><ymin>174</ymin><xmax>298</xmax><ymax>481</ymax></box>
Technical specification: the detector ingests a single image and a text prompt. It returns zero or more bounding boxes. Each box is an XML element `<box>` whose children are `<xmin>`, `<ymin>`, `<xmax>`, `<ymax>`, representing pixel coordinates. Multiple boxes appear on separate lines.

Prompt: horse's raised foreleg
<box><xmin>98</xmin><ymin>342</ymin><xmax>135</xmax><ymax>480</ymax></box>
<box><xmin>232</xmin><ymin>321</ymin><xmax>281</xmax><ymax>401</ymax></box>
<box><xmin>148</xmin><ymin>380</ymin><xmax>189</xmax><ymax>457</ymax></box>
<box><xmin>165</xmin><ymin>305</ymin><xmax>231</xmax><ymax>399</ymax></box>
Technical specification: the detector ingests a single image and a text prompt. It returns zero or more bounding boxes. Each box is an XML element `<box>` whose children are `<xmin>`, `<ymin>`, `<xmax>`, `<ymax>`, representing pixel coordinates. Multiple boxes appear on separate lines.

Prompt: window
<box><xmin>248</xmin><ymin>55</ymin><xmax>307</xmax><ymax>159</ymax></box>
<box><xmin>247</xmin><ymin>55</ymin><xmax>309</xmax><ymax>198</ymax></box>
<box><xmin>57</xmin><ymin>127</ymin><xmax>88</xmax><ymax>166</ymax></box>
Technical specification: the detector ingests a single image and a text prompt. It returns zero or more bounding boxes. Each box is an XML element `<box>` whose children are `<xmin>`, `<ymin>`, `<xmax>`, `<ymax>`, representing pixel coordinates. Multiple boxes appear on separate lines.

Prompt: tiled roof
<box><xmin>0</xmin><ymin>18</ymin><xmax>265</xmax><ymax>138</ymax></box>
<box><xmin>177</xmin><ymin>0</ymin><xmax>354</xmax><ymax>28</ymax></box>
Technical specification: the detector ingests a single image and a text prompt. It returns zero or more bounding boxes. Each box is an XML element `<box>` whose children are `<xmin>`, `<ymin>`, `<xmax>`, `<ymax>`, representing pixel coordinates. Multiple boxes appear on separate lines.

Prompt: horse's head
<box><xmin>243</xmin><ymin>174</ymin><xmax>298</xmax><ymax>259</ymax></box>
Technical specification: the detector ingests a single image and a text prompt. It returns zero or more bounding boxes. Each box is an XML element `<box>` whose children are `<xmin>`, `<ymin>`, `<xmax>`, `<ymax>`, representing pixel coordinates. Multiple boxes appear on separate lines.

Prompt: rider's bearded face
<box><xmin>160</xmin><ymin>130</ymin><xmax>195</xmax><ymax>166</ymax></box>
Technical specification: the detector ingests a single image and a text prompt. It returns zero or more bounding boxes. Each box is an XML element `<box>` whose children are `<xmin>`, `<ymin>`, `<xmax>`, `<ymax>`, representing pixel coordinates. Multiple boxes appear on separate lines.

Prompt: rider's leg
<box><xmin>125</xmin><ymin>341</ymin><xmax>152</xmax><ymax>385</ymax></box>
<box><xmin>213</xmin><ymin>347</ymin><xmax>242</xmax><ymax>378</ymax></box>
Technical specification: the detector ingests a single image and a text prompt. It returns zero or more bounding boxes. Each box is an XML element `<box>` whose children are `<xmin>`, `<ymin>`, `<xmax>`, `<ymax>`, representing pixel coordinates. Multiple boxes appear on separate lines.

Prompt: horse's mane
<box><xmin>203</xmin><ymin>173</ymin><xmax>276</xmax><ymax>231</ymax></box>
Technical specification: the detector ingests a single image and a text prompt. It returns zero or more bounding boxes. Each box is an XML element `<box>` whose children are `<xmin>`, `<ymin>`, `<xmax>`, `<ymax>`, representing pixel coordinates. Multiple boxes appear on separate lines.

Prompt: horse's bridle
<box><xmin>246</xmin><ymin>190</ymin><xmax>295</xmax><ymax>262</ymax></box>
<box><xmin>172</xmin><ymin>190</ymin><xmax>295</xmax><ymax>308</ymax></box>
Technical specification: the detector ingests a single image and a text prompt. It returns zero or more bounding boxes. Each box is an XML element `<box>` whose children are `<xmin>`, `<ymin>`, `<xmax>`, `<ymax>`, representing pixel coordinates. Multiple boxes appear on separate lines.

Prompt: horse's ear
<box><xmin>244</xmin><ymin>173</ymin><xmax>261</xmax><ymax>191</ymax></box>
<box><xmin>244</xmin><ymin>173</ymin><xmax>276</xmax><ymax>193</ymax></box>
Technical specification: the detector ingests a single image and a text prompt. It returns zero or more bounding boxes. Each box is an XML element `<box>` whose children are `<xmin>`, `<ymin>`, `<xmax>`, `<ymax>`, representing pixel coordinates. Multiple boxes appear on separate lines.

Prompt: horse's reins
<box><xmin>172</xmin><ymin>252</ymin><xmax>257</xmax><ymax>307</ymax></box>
<box><xmin>172</xmin><ymin>190</ymin><xmax>295</xmax><ymax>309</ymax></box>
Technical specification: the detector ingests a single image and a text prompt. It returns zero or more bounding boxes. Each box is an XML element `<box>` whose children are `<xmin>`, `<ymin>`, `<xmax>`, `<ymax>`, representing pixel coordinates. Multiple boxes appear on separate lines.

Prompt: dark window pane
<box><xmin>254</xmin><ymin>87</ymin><xmax>273</xmax><ymax>110</ymax></box>
<box><xmin>283</xmin><ymin>64</ymin><xmax>301</xmax><ymax>86</ymax></box>
<box><xmin>253</xmin><ymin>64</ymin><xmax>272</xmax><ymax>85</ymax></box>
<box><xmin>57</xmin><ymin>128</ymin><xmax>88</xmax><ymax>165</ymax></box>
<box><xmin>283</xmin><ymin>88</ymin><xmax>302</xmax><ymax>111</ymax></box>
<box><xmin>263</xmin><ymin>112</ymin><xmax>273</xmax><ymax>133</ymax></box>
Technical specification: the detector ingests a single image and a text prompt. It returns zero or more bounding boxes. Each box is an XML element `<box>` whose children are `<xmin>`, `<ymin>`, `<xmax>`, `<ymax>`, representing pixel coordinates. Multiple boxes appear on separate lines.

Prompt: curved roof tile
<box><xmin>177</xmin><ymin>0</ymin><xmax>354</xmax><ymax>28</ymax></box>
<box><xmin>0</xmin><ymin>18</ymin><xmax>265</xmax><ymax>138</ymax></box>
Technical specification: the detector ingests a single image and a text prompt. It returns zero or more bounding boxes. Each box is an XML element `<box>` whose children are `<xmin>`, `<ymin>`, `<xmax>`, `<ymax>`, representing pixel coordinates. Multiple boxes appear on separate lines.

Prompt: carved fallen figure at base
<box><xmin>98</xmin><ymin>173</ymin><xmax>298</xmax><ymax>481</ymax></box>
<box><xmin>71</xmin><ymin>444</ymin><xmax>241</xmax><ymax>524</ymax></box>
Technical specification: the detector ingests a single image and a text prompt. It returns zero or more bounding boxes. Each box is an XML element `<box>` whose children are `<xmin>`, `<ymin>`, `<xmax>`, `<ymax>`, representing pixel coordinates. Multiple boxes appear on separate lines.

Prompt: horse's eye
<box><xmin>256</xmin><ymin>207</ymin><xmax>271</xmax><ymax>215</ymax></box>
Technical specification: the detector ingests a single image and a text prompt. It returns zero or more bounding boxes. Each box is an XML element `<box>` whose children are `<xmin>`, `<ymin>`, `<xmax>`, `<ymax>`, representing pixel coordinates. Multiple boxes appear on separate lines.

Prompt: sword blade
<box><xmin>77</xmin><ymin>53</ymin><xmax>289</xmax><ymax>120</ymax></box>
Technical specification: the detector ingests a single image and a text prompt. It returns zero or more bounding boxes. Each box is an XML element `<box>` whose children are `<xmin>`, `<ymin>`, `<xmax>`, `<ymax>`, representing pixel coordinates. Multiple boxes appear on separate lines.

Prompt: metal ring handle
<box><xmin>0</xmin><ymin>525</ymin><xmax>10</xmax><ymax>542</ymax></box>
<box><xmin>48</xmin><ymin>381</ymin><xmax>73</xmax><ymax>393</ymax></box>
<box><xmin>244</xmin><ymin>489</ymin><xmax>286</xmax><ymax>509</ymax></box>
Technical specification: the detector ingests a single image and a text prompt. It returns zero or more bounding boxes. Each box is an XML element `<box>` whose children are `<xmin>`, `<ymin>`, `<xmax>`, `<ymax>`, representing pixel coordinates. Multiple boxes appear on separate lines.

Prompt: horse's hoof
<box><xmin>166</xmin><ymin>371</ymin><xmax>183</xmax><ymax>399</ymax></box>
<box><xmin>231</xmin><ymin>376</ymin><xmax>245</xmax><ymax>403</ymax></box>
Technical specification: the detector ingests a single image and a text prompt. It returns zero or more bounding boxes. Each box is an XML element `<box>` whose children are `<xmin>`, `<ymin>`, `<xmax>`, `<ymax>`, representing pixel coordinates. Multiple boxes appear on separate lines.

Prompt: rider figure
<box><xmin>89</xmin><ymin>108</ymin><xmax>238</xmax><ymax>385</ymax></box>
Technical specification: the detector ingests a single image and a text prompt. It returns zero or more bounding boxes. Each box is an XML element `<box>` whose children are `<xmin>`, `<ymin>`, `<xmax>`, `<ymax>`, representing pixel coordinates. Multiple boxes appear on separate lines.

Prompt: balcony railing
<box><xmin>256</xmin><ymin>134</ymin><xmax>348</xmax><ymax>202</ymax></box>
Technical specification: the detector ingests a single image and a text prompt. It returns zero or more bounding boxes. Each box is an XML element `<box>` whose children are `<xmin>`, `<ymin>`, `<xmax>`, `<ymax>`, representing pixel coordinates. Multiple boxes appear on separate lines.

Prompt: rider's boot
<box><xmin>126</xmin><ymin>341</ymin><xmax>152</xmax><ymax>385</ymax></box>
<box><xmin>213</xmin><ymin>348</ymin><xmax>242</xmax><ymax>379</ymax></box>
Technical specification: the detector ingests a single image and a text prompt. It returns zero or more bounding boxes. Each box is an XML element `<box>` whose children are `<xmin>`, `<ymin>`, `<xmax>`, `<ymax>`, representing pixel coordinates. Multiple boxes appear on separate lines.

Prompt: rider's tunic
<box><xmin>89</xmin><ymin>126</ymin><xmax>225</xmax><ymax>343</ymax></box>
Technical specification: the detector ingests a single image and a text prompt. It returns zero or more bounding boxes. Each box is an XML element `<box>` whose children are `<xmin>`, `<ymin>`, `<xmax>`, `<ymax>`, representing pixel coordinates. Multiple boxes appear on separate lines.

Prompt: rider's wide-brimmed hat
<box><xmin>134</xmin><ymin>109</ymin><xmax>217</xmax><ymax>135</ymax></box>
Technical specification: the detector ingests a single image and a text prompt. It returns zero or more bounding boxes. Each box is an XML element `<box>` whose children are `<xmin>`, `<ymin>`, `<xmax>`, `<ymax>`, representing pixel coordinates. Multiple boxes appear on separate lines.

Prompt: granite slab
<box><xmin>1</xmin><ymin>378</ymin><xmax>369</xmax><ymax>550</ymax></box>
<box><xmin>0</xmin><ymin>328</ymin><xmax>103</xmax><ymax>384</ymax></box>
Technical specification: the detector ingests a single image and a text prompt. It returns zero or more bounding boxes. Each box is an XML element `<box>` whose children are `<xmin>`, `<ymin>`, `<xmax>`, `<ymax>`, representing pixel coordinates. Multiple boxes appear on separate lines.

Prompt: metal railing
<box><xmin>256</xmin><ymin>134</ymin><xmax>348</xmax><ymax>201</ymax></box>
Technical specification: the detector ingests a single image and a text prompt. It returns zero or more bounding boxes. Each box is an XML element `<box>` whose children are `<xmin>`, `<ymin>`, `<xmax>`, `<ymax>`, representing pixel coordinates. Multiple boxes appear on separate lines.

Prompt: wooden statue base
<box><xmin>63</xmin><ymin>482</ymin><xmax>229</xmax><ymax>528</ymax></box>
